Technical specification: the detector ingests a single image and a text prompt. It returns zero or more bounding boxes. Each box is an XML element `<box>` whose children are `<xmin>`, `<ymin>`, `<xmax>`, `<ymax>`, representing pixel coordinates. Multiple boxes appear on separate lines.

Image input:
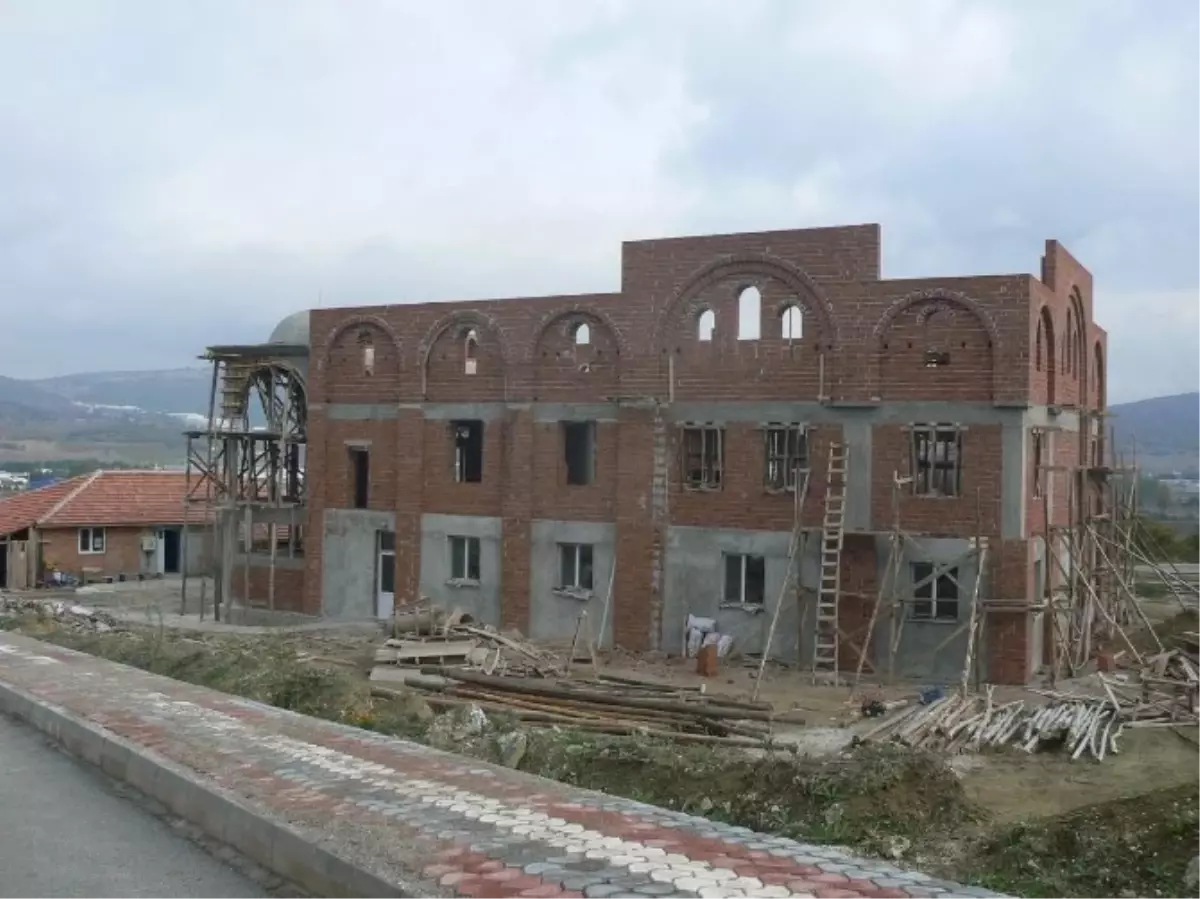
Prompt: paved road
<box><xmin>0</xmin><ymin>714</ymin><xmax>265</xmax><ymax>898</ymax></box>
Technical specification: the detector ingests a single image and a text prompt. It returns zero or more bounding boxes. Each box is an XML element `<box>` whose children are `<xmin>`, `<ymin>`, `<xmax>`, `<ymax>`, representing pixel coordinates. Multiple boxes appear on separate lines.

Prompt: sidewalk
<box><xmin>0</xmin><ymin>632</ymin><xmax>1002</xmax><ymax>899</ymax></box>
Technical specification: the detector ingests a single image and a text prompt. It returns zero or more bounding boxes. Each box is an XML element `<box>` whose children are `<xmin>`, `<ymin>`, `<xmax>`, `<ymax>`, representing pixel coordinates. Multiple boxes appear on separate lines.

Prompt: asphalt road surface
<box><xmin>0</xmin><ymin>714</ymin><xmax>266</xmax><ymax>898</ymax></box>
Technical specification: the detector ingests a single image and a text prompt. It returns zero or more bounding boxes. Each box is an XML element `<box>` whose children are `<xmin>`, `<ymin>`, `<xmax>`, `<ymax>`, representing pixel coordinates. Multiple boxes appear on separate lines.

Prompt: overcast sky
<box><xmin>1</xmin><ymin>0</ymin><xmax>1196</xmax><ymax>403</ymax></box>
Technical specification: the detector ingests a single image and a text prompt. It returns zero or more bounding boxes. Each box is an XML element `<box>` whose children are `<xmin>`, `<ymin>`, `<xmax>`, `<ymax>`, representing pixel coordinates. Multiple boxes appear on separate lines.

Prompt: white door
<box><xmin>155</xmin><ymin>530</ymin><xmax>166</xmax><ymax>575</ymax></box>
<box><xmin>376</xmin><ymin>530</ymin><xmax>396</xmax><ymax>618</ymax></box>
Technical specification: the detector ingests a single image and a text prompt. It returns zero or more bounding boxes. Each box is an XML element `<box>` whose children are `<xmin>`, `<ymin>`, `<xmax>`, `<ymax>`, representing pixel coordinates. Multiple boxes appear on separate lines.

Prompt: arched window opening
<box><xmin>697</xmin><ymin>309</ymin><xmax>715</xmax><ymax>342</ymax></box>
<box><xmin>573</xmin><ymin>322</ymin><xmax>591</xmax><ymax>346</ymax></box>
<box><xmin>357</xmin><ymin>329</ymin><xmax>375</xmax><ymax>377</ymax></box>
<box><xmin>464</xmin><ymin>328</ymin><xmax>479</xmax><ymax>375</ymax></box>
<box><xmin>737</xmin><ymin>286</ymin><xmax>761</xmax><ymax>340</ymax></box>
<box><xmin>1035</xmin><ymin>318</ymin><xmax>1043</xmax><ymax>372</ymax></box>
<box><xmin>781</xmin><ymin>305</ymin><xmax>804</xmax><ymax>341</ymax></box>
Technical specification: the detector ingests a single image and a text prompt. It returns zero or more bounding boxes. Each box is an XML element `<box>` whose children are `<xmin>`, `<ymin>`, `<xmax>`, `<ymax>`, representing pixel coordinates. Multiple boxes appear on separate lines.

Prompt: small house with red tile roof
<box><xmin>0</xmin><ymin>470</ymin><xmax>212</xmax><ymax>589</ymax></box>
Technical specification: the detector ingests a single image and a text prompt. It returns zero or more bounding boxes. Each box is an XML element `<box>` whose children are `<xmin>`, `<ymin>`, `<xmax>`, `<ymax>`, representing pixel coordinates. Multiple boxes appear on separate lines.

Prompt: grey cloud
<box><xmin>0</xmin><ymin>0</ymin><xmax>1195</xmax><ymax>403</ymax></box>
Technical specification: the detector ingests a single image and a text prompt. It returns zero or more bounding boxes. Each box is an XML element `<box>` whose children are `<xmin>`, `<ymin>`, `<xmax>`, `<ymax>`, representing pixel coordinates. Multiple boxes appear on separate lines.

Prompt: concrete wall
<box><xmin>662</xmin><ymin>525</ymin><xmax>817</xmax><ymax>662</ymax></box>
<box><xmin>419</xmin><ymin>513</ymin><xmax>502</xmax><ymax>625</ymax></box>
<box><xmin>322</xmin><ymin>509</ymin><xmax>396</xmax><ymax>619</ymax></box>
<box><xmin>529</xmin><ymin>520</ymin><xmax>615</xmax><ymax>645</ymax></box>
<box><xmin>874</xmin><ymin>535</ymin><xmax>984</xmax><ymax>683</ymax></box>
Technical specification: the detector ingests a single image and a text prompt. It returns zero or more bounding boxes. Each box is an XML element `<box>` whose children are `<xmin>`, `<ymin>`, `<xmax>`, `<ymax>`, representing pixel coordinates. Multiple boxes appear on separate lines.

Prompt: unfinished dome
<box><xmin>268</xmin><ymin>310</ymin><xmax>311</xmax><ymax>346</ymax></box>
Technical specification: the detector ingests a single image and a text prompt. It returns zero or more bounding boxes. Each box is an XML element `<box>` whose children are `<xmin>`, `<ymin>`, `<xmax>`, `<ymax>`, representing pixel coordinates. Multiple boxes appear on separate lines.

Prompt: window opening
<box><xmin>78</xmin><ymin>527</ymin><xmax>106</xmax><ymax>554</ymax></box>
<box><xmin>681</xmin><ymin>426</ymin><xmax>723</xmax><ymax>489</ymax></box>
<box><xmin>911</xmin><ymin>424</ymin><xmax>961</xmax><ymax>497</ymax></box>
<box><xmin>909</xmin><ymin>562</ymin><xmax>960</xmax><ymax>621</ymax></box>
<box><xmin>697</xmin><ymin>309</ymin><xmax>715</xmax><ymax>342</ymax></box>
<box><xmin>449</xmin><ymin>535</ymin><xmax>481</xmax><ymax>581</ymax></box>
<box><xmin>349</xmin><ymin>447</ymin><xmax>370</xmax><ymax>508</ymax></box>
<box><xmin>781</xmin><ymin>304</ymin><xmax>804</xmax><ymax>340</ymax></box>
<box><xmin>573</xmin><ymin>322</ymin><xmax>591</xmax><ymax>345</ymax></box>
<box><xmin>764</xmin><ymin>424</ymin><xmax>808</xmax><ymax>491</ymax></box>
<box><xmin>1032</xmin><ymin>429</ymin><xmax>1045</xmax><ymax>498</ymax></box>
<box><xmin>563</xmin><ymin>421</ymin><xmax>596</xmax><ymax>485</ymax></box>
<box><xmin>737</xmin><ymin>286</ymin><xmax>761</xmax><ymax>340</ymax></box>
<box><xmin>452</xmin><ymin>420</ymin><xmax>484</xmax><ymax>483</ymax></box>
<box><xmin>558</xmin><ymin>543</ymin><xmax>594</xmax><ymax>591</ymax></box>
<box><xmin>723</xmin><ymin>553</ymin><xmax>766</xmax><ymax>605</ymax></box>
<box><xmin>464</xmin><ymin>328</ymin><xmax>479</xmax><ymax>375</ymax></box>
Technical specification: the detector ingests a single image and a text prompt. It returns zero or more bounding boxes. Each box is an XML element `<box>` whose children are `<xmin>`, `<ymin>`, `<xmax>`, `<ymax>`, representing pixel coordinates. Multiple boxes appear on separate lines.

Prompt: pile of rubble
<box><xmin>0</xmin><ymin>594</ymin><xmax>121</xmax><ymax>632</ymax></box>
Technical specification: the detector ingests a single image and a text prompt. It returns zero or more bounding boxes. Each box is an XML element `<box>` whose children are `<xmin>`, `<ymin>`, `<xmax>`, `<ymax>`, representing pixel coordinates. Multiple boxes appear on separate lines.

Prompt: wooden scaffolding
<box><xmin>182</xmin><ymin>344</ymin><xmax>308</xmax><ymax>621</ymax></box>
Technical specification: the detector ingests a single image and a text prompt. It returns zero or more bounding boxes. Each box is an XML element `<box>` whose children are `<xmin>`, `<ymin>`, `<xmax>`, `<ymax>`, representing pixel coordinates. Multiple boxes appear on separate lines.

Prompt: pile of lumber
<box><xmin>858</xmin><ymin>689</ymin><xmax>1127</xmax><ymax>760</ymax></box>
<box><xmin>372</xmin><ymin>668</ymin><xmax>802</xmax><ymax>746</ymax></box>
<box><xmin>372</xmin><ymin>604</ymin><xmax>561</xmax><ymax>683</ymax></box>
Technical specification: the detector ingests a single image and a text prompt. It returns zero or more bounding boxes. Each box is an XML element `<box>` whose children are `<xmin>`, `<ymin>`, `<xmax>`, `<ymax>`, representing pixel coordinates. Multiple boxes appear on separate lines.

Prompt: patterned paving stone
<box><xmin>0</xmin><ymin>632</ymin><xmax>1007</xmax><ymax>899</ymax></box>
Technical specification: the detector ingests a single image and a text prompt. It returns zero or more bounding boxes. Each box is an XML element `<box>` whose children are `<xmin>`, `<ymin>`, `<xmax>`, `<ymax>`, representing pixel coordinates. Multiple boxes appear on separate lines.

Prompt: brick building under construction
<box><xmin>187</xmin><ymin>223</ymin><xmax>1114</xmax><ymax>685</ymax></box>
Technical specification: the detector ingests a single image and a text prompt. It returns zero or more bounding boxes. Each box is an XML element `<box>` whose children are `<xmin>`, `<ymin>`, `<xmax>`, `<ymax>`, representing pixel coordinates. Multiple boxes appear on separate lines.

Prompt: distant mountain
<box><xmin>0</xmin><ymin>370</ymin><xmax>207</xmax><ymax>466</ymax></box>
<box><xmin>0</xmin><ymin>374</ymin><xmax>79</xmax><ymax>422</ymax></box>
<box><xmin>1109</xmin><ymin>392</ymin><xmax>1199</xmax><ymax>474</ymax></box>
<box><xmin>32</xmin><ymin>368</ymin><xmax>213</xmax><ymax>415</ymax></box>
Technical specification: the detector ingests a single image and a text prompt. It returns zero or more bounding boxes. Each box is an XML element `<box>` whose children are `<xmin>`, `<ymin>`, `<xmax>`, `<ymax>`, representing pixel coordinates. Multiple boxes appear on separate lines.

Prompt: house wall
<box><xmin>300</xmin><ymin>223</ymin><xmax>1108</xmax><ymax>684</ymax></box>
<box><xmin>41</xmin><ymin>525</ymin><xmax>213</xmax><ymax>582</ymax></box>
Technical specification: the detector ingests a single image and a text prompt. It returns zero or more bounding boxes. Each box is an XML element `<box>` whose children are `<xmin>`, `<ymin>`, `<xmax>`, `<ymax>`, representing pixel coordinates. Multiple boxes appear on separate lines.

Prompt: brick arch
<box><xmin>653</xmin><ymin>253</ymin><xmax>838</xmax><ymax>350</ymax></box>
<box><xmin>418</xmin><ymin>308</ymin><xmax>509</xmax><ymax>398</ymax></box>
<box><xmin>1038</xmin><ymin>305</ymin><xmax>1057</xmax><ymax>405</ymax></box>
<box><xmin>320</xmin><ymin>314</ymin><xmax>403</xmax><ymax>403</ymax></box>
<box><xmin>869</xmin><ymin>288</ymin><xmax>1002</xmax><ymax>400</ymax></box>
<box><xmin>528</xmin><ymin>306</ymin><xmax>623</xmax><ymax>400</ymax></box>
<box><xmin>525</xmin><ymin>305</ymin><xmax>628</xmax><ymax>362</ymax></box>
<box><xmin>1068</xmin><ymin>286</ymin><xmax>1086</xmax><ymax>391</ymax></box>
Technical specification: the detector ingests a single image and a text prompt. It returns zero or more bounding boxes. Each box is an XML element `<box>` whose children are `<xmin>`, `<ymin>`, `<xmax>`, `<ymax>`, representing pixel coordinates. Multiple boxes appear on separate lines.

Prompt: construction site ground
<box><xmin>30</xmin><ymin>577</ymin><xmax>1199</xmax><ymax>834</ymax></box>
<box><xmin>25</xmin><ymin>578</ymin><xmax>1200</xmax><ymax>825</ymax></box>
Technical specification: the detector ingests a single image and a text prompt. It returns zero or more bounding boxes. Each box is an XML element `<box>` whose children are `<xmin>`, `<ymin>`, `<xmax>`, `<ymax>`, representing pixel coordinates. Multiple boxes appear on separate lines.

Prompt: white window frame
<box><xmin>448</xmin><ymin>535</ymin><xmax>481</xmax><ymax>582</ymax></box>
<box><xmin>78</xmin><ymin>527</ymin><xmax>106</xmax><ymax>555</ymax></box>
<box><xmin>721</xmin><ymin>552</ymin><xmax>766</xmax><ymax>607</ymax></box>
<box><xmin>908</xmin><ymin>562</ymin><xmax>960</xmax><ymax>623</ymax></box>
<box><xmin>557</xmin><ymin>543</ymin><xmax>594</xmax><ymax>592</ymax></box>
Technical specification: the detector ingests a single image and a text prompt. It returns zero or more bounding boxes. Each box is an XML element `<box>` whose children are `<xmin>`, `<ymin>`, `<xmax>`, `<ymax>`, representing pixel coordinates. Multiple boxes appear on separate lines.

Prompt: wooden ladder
<box><xmin>813</xmin><ymin>442</ymin><xmax>848</xmax><ymax>681</ymax></box>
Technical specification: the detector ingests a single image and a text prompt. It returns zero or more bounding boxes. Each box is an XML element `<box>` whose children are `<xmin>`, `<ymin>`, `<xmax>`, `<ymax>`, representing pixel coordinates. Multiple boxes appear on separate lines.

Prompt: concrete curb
<box><xmin>0</xmin><ymin>677</ymin><xmax>408</xmax><ymax>898</ymax></box>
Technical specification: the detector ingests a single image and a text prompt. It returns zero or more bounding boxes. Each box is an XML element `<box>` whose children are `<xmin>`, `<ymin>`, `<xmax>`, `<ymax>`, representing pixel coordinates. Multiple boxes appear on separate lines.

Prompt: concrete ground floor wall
<box><xmin>313</xmin><ymin>509</ymin><xmax>1039</xmax><ymax>682</ymax></box>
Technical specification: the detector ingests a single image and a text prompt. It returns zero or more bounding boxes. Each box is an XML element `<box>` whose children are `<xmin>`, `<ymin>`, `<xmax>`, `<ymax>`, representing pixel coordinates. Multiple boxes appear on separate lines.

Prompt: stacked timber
<box><xmin>371</xmin><ymin>668</ymin><xmax>802</xmax><ymax>746</ymax></box>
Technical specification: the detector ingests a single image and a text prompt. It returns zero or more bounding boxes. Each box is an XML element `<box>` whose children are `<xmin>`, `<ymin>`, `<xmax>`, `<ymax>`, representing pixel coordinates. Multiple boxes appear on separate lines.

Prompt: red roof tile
<box><xmin>0</xmin><ymin>470</ymin><xmax>204</xmax><ymax>533</ymax></box>
<box><xmin>0</xmin><ymin>475</ymin><xmax>90</xmax><ymax>537</ymax></box>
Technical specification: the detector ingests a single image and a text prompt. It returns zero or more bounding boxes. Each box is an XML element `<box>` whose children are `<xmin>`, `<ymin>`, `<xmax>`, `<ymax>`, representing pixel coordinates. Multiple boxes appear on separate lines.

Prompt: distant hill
<box><xmin>32</xmin><ymin>367</ymin><xmax>213</xmax><ymax>415</ymax></box>
<box><xmin>1110</xmin><ymin>392</ymin><xmax>1199</xmax><ymax>474</ymax></box>
<box><xmin>0</xmin><ymin>370</ymin><xmax>209</xmax><ymax>466</ymax></box>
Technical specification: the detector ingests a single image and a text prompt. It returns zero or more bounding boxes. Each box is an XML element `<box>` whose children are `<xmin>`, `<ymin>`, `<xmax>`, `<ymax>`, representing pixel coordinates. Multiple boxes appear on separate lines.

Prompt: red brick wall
<box><xmin>297</xmin><ymin>224</ymin><xmax>1106</xmax><ymax>677</ymax></box>
<box><xmin>231</xmin><ymin>562</ymin><xmax>306</xmax><ymax>614</ymax></box>
<box><xmin>40</xmin><ymin>526</ymin><xmax>212</xmax><ymax>581</ymax></box>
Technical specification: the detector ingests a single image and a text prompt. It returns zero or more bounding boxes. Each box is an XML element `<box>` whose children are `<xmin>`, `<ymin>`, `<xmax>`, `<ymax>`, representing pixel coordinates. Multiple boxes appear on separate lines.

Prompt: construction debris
<box><xmin>0</xmin><ymin>594</ymin><xmax>121</xmax><ymax>632</ymax></box>
<box><xmin>860</xmin><ymin>641</ymin><xmax>1198</xmax><ymax>762</ymax></box>
<box><xmin>372</xmin><ymin>601</ymin><xmax>561</xmax><ymax>681</ymax></box>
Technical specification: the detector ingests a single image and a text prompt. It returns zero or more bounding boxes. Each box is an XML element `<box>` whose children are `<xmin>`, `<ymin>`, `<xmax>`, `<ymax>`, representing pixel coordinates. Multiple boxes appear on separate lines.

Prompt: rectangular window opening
<box><xmin>378</xmin><ymin>530</ymin><xmax>396</xmax><ymax>595</ymax></box>
<box><xmin>452</xmin><ymin>420</ymin><xmax>484</xmax><ymax>483</ymax></box>
<box><xmin>911</xmin><ymin>424</ymin><xmax>962</xmax><ymax>497</ymax></box>
<box><xmin>78</xmin><ymin>527</ymin><xmax>106</xmax><ymax>554</ymax></box>
<box><xmin>909</xmin><ymin>561</ymin><xmax>960</xmax><ymax>622</ymax></box>
<box><xmin>557</xmin><ymin>542</ymin><xmax>594</xmax><ymax>591</ymax></box>
<box><xmin>1032</xmin><ymin>429</ymin><xmax>1045</xmax><ymax>498</ymax></box>
<box><xmin>923</xmin><ymin>350</ymin><xmax>951</xmax><ymax>368</ymax></box>
<box><xmin>682</xmin><ymin>426</ymin><xmax>723</xmax><ymax>490</ymax></box>
<box><xmin>449</xmin><ymin>535</ymin><xmax>481</xmax><ymax>581</ymax></box>
<box><xmin>764</xmin><ymin>424</ymin><xmax>809</xmax><ymax>491</ymax></box>
<box><xmin>722</xmin><ymin>553</ymin><xmax>766</xmax><ymax>606</ymax></box>
<box><xmin>564</xmin><ymin>421</ymin><xmax>596</xmax><ymax>486</ymax></box>
<box><xmin>349</xmin><ymin>446</ymin><xmax>370</xmax><ymax>508</ymax></box>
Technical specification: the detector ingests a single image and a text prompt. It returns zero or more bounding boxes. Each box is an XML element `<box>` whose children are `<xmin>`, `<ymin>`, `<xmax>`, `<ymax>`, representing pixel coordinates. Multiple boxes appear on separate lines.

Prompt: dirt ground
<box><xmin>32</xmin><ymin>576</ymin><xmax>1200</xmax><ymax>828</ymax></box>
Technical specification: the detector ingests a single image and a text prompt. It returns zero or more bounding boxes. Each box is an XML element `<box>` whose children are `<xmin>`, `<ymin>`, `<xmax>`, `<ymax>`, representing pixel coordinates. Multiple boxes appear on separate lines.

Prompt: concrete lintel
<box><xmin>327</xmin><ymin>403</ymin><xmax>399</xmax><ymax>421</ymax></box>
<box><xmin>415</xmin><ymin>403</ymin><xmax>508</xmax><ymax>421</ymax></box>
<box><xmin>532</xmin><ymin>403</ymin><xmax>620</xmax><ymax>423</ymax></box>
<box><xmin>665</xmin><ymin>401</ymin><xmax>1030</xmax><ymax>425</ymax></box>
